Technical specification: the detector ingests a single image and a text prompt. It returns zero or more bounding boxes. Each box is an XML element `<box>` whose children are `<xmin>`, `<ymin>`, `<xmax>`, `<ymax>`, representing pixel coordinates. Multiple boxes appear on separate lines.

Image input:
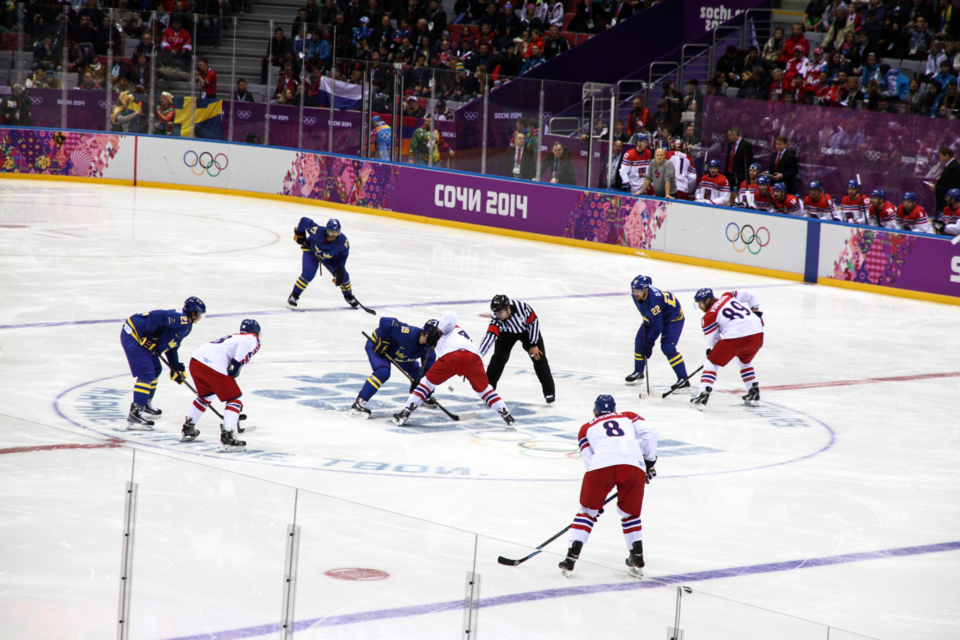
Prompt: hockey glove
<box><xmin>409</xmin><ymin>379</ymin><xmax>420</xmax><ymax>394</ymax></box>
<box><xmin>334</xmin><ymin>267</ymin><xmax>346</xmax><ymax>286</ymax></box>
<box><xmin>644</xmin><ymin>457</ymin><xmax>657</xmax><ymax>484</ymax></box>
<box><xmin>294</xmin><ymin>228</ymin><xmax>307</xmax><ymax>247</ymax></box>
<box><xmin>140</xmin><ymin>337</ymin><xmax>159</xmax><ymax>353</ymax></box>
<box><xmin>641</xmin><ymin>343</ymin><xmax>655</xmax><ymax>359</ymax></box>
<box><xmin>752</xmin><ymin>309</ymin><xmax>763</xmax><ymax>319</ymax></box>
<box><xmin>374</xmin><ymin>339</ymin><xmax>391</xmax><ymax>355</ymax></box>
<box><xmin>705</xmin><ymin>348</ymin><xmax>711</xmax><ymax>357</ymax></box>
<box><xmin>227</xmin><ymin>358</ymin><xmax>244</xmax><ymax>378</ymax></box>
<box><xmin>169</xmin><ymin>362</ymin><xmax>187</xmax><ymax>384</ymax></box>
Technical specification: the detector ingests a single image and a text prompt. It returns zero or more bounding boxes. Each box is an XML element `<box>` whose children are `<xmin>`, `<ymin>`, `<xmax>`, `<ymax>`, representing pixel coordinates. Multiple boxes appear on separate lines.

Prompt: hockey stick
<box><xmin>497</xmin><ymin>492</ymin><xmax>619</xmax><ymax>566</ymax></box>
<box><xmin>158</xmin><ymin>354</ymin><xmax>255</xmax><ymax>433</ymax></box>
<box><xmin>352</xmin><ymin>296</ymin><xmax>377</xmax><ymax>315</ymax></box>
<box><xmin>361</xmin><ymin>332</ymin><xmax>477</xmax><ymax>422</ymax></box>
<box><xmin>661</xmin><ymin>364</ymin><xmax>704</xmax><ymax>399</ymax></box>
<box><xmin>856</xmin><ymin>173</ymin><xmax>871</xmax><ymax>226</ymax></box>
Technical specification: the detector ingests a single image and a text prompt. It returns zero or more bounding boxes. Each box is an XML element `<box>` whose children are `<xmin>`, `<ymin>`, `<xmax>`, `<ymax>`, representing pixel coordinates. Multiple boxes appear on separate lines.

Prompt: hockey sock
<box><xmin>133</xmin><ymin>377</ymin><xmax>158</xmax><ymax>407</ymax></box>
<box><xmin>223</xmin><ymin>397</ymin><xmax>243</xmax><ymax>431</ymax></box>
<box><xmin>339</xmin><ymin>281</ymin><xmax>353</xmax><ymax>298</ymax></box>
<box><xmin>699</xmin><ymin>362</ymin><xmax>718</xmax><ymax>395</ymax></box>
<box><xmin>359</xmin><ymin>367</ymin><xmax>391</xmax><ymax>402</ymax></box>
<box><xmin>663</xmin><ymin>345</ymin><xmax>688</xmax><ymax>380</ymax></box>
<box><xmin>633</xmin><ymin>354</ymin><xmax>646</xmax><ymax>375</ymax></box>
<box><xmin>568</xmin><ymin>505</ymin><xmax>600</xmax><ymax>546</ymax></box>
<box><xmin>405</xmin><ymin>378</ymin><xmax>436</xmax><ymax>410</ymax></box>
<box><xmin>739</xmin><ymin>363</ymin><xmax>758</xmax><ymax>390</ymax></box>
<box><xmin>619</xmin><ymin>507</ymin><xmax>643</xmax><ymax>547</ymax></box>
<box><xmin>478</xmin><ymin>385</ymin><xmax>507</xmax><ymax>413</ymax></box>
<box><xmin>293</xmin><ymin>278</ymin><xmax>309</xmax><ymax>296</ymax></box>
<box><xmin>187</xmin><ymin>394</ymin><xmax>214</xmax><ymax>423</ymax></box>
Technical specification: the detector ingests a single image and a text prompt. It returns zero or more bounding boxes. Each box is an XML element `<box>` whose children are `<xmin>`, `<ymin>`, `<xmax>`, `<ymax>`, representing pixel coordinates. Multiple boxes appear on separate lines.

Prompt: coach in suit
<box><xmin>769</xmin><ymin>135</ymin><xmax>799</xmax><ymax>194</ymax></box>
<box><xmin>933</xmin><ymin>147</ymin><xmax>960</xmax><ymax>214</ymax></box>
<box><xmin>506</xmin><ymin>131</ymin><xmax>537</xmax><ymax>180</ymax></box>
<box><xmin>725</xmin><ymin>125</ymin><xmax>754</xmax><ymax>194</ymax></box>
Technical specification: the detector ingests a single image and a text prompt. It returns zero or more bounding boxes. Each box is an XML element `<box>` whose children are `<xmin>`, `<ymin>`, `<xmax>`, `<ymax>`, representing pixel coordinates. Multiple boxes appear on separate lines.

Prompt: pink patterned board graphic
<box><xmin>832</xmin><ymin>228</ymin><xmax>915</xmax><ymax>287</ymax></box>
<box><xmin>280</xmin><ymin>152</ymin><xmax>399</xmax><ymax>209</ymax></box>
<box><xmin>0</xmin><ymin>130</ymin><xmax>120</xmax><ymax>177</ymax></box>
<box><xmin>564</xmin><ymin>193</ymin><xmax>666</xmax><ymax>249</ymax></box>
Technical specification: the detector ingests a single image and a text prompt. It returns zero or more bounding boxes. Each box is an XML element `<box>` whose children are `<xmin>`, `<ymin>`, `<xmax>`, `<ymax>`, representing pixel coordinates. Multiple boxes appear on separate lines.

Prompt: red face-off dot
<box><xmin>324</xmin><ymin>568</ymin><xmax>390</xmax><ymax>581</ymax></box>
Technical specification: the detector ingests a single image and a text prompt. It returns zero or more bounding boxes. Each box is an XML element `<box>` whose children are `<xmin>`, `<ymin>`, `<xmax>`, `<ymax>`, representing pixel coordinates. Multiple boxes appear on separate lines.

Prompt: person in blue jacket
<box><xmin>120</xmin><ymin>296</ymin><xmax>206</xmax><ymax>429</ymax></box>
<box><xmin>350</xmin><ymin>317</ymin><xmax>437</xmax><ymax>418</ymax></box>
<box><xmin>288</xmin><ymin>217</ymin><xmax>358</xmax><ymax>309</ymax></box>
<box><xmin>625</xmin><ymin>275</ymin><xmax>689</xmax><ymax>389</ymax></box>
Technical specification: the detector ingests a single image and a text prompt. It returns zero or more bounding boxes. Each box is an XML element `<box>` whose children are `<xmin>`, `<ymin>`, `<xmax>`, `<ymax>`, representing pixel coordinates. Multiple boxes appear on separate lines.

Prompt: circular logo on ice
<box><xmin>56</xmin><ymin>363</ymin><xmax>834</xmax><ymax>480</ymax></box>
<box><xmin>726</xmin><ymin>222</ymin><xmax>770</xmax><ymax>254</ymax></box>
<box><xmin>303</xmin><ymin>116</ymin><xmax>317</xmax><ymax>125</ymax></box>
<box><xmin>184</xmin><ymin>150</ymin><xmax>228</xmax><ymax>177</ymax></box>
<box><xmin>237</xmin><ymin>109</ymin><xmax>252</xmax><ymax>119</ymax></box>
<box><xmin>463</xmin><ymin>111</ymin><xmax>478</xmax><ymax>121</ymax></box>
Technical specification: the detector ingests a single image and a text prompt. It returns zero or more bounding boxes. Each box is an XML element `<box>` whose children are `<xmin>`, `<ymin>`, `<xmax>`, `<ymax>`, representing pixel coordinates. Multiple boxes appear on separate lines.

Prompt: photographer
<box><xmin>196</xmin><ymin>57</ymin><xmax>218</xmax><ymax>98</ymax></box>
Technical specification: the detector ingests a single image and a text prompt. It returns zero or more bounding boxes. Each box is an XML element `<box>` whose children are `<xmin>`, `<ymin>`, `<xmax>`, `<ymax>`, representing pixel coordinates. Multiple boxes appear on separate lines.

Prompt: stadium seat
<box><xmin>448</xmin><ymin>23</ymin><xmax>463</xmax><ymax>42</ymax></box>
<box><xmin>575</xmin><ymin>32</ymin><xmax>592</xmax><ymax>45</ymax></box>
<box><xmin>13</xmin><ymin>52</ymin><xmax>31</xmax><ymax>72</ymax></box>
<box><xmin>560</xmin><ymin>31</ymin><xmax>576</xmax><ymax>46</ymax></box>
<box><xmin>0</xmin><ymin>50</ymin><xmax>12</xmax><ymax>70</ymax></box>
<box><xmin>899</xmin><ymin>59</ymin><xmax>924</xmax><ymax>78</ymax></box>
<box><xmin>806</xmin><ymin>31</ymin><xmax>824</xmax><ymax>47</ymax></box>
<box><xmin>124</xmin><ymin>38</ymin><xmax>138</xmax><ymax>58</ymax></box>
<box><xmin>563</xmin><ymin>12</ymin><xmax>575</xmax><ymax>30</ymax></box>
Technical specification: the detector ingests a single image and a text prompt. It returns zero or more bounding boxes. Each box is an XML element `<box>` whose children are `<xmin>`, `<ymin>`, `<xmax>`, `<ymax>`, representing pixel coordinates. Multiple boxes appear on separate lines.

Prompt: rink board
<box><xmin>2</xmin><ymin>126</ymin><xmax>958</xmax><ymax>304</ymax></box>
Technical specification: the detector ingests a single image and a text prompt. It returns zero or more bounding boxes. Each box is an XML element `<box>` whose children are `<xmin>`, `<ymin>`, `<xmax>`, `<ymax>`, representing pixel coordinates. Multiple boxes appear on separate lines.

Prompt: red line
<box><xmin>0</xmin><ymin>441</ymin><xmax>124</xmax><ymax>455</ymax></box>
<box><xmin>720</xmin><ymin>371</ymin><xmax>960</xmax><ymax>393</ymax></box>
<box><xmin>133</xmin><ymin>136</ymin><xmax>138</xmax><ymax>186</ymax></box>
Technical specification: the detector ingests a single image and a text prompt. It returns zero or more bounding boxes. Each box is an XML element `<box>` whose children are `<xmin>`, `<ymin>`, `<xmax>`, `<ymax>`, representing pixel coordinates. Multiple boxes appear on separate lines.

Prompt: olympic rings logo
<box><xmin>99</xmin><ymin>100</ymin><xmax>109</xmax><ymax>109</ymax></box>
<box><xmin>237</xmin><ymin>110</ymin><xmax>252</xmax><ymax>119</ymax></box>
<box><xmin>183</xmin><ymin>150</ymin><xmax>228</xmax><ymax>177</ymax></box>
<box><xmin>303</xmin><ymin>117</ymin><xmax>317</xmax><ymax>125</ymax></box>
<box><xmin>463</xmin><ymin>111</ymin><xmax>478</xmax><ymax>121</ymax></box>
<box><xmin>725</xmin><ymin>222</ymin><xmax>770</xmax><ymax>255</ymax></box>
<box><xmin>30</xmin><ymin>96</ymin><xmax>44</xmax><ymax>105</ymax></box>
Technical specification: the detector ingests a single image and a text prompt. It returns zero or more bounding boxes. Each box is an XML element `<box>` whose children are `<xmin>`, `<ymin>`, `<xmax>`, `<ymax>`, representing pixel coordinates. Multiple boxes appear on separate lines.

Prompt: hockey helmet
<box><xmin>870</xmin><ymin>189</ymin><xmax>885</xmax><ymax>200</ymax></box>
<box><xmin>946</xmin><ymin>188</ymin><xmax>960</xmax><ymax>202</ymax></box>
<box><xmin>749</xmin><ymin>163</ymin><xmax>762</xmax><ymax>172</ymax></box>
<box><xmin>693</xmin><ymin>287</ymin><xmax>715</xmax><ymax>305</ymax></box>
<box><xmin>183</xmin><ymin>296</ymin><xmax>206</xmax><ymax>318</ymax></box>
<box><xmin>671</xmin><ymin>138</ymin><xmax>685</xmax><ymax>151</ymax></box>
<box><xmin>772</xmin><ymin>182</ymin><xmax>787</xmax><ymax>192</ymax></box>
<box><xmin>808</xmin><ymin>180</ymin><xmax>822</xmax><ymax>192</ymax></box>
<box><xmin>902</xmin><ymin>191</ymin><xmax>917</xmax><ymax>202</ymax></box>
<box><xmin>240</xmin><ymin>319</ymin><xmax>261</xmax><ymax>336</ymax></box>
<box><xmin>631</xmin><ymin>274</ymin><xmax>652</xmax><ymax>291</ymax></box>
<box><xmin>707</xmin><ymin>159</ymin><xmax>721</xmax><ymax>169</ymax></box>
<box><xmin>422</xmin><ymin>319</ymin><xmax>441</xmax><ymax>347</ymax></box>
<box><xmin>593</xmin><ymin>394</ymin><xmax>616</xmax><ymax>416</ymax></box>
<box><xmin>326</xmin><ymin>218</ymin><xmax>342</xmax><ymax>232</ymax></box>
<box><xmin>490</xmin><ymin>295</ymin><xmax>510</xmax><ymax>314</ymax></box>
<box><xmin>757</xmin><ymin>175</ymin><xmax>771</xmax><ymax>186</ymax></box>
<box><xmin>846</xmin><ymin>179</ymin><xmax>860</xmax><ymax>190</ymax></box>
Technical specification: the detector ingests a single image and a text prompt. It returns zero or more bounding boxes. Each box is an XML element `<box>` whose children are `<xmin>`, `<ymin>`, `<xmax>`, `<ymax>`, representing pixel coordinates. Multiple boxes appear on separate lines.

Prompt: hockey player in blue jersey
<box><xmin>626</xmin><ymin>275</ymin><xmax>689</xmax><ymax>389</ymax></box>
<box><xmin>349</xmin><ymin>317</ymin><xmax>437</xmax><ymax>418</ymax></box>
<box><xmin>120</xmin><ymin>296</ymin><xmax>206</xmax><ymax>429</ymax></box>
<box><xmin>288</xmin><ymin>217</ymin><xmax>358</xmax><ymax>309</ymax></box>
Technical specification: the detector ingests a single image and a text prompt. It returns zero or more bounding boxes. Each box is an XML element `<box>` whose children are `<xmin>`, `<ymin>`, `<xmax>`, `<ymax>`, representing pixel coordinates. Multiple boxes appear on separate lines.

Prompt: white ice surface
<box><xmin>1</xmin><ymin>181</ymin><xmax>959</xmax><ymax>640</ymax></box>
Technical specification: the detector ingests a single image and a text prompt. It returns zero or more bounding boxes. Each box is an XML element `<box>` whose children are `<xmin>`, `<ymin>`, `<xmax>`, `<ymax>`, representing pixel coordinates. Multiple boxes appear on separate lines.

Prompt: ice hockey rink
<box><xmin>1</xmin><ymin>179</ymin><xmax>959</xmax><ymax>640</ymax></box>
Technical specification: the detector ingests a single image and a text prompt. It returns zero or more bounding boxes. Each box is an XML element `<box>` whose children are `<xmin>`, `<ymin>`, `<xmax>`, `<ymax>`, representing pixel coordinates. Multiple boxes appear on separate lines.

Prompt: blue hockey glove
<box><xmin>140</xmin><ymin>337</ymin><xmax>158</xmax><ymax>353</ymax></box>
<box><xmin>169</xmin><ymin>362</ymin><xmax>187</xmax><ymax>384</ymax></box>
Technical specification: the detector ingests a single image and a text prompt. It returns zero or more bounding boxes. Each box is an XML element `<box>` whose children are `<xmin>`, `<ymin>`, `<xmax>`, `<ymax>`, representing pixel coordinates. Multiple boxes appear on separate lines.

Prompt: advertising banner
<box><xmin>0</xmin><ymin>128</ymin><xmax>134</xmax><ymax>181</ymax></box>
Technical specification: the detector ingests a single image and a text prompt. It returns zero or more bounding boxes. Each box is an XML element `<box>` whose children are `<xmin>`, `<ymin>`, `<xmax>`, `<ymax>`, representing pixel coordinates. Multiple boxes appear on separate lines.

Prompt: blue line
<box><xmin>163</xmin><ymin>540</ymin><xmax>960</xmax><ymax>640</ymax></box>
<box><xmin>0</xmin><ymin>283</ymin><xmax>798</xmax><ymax>331</ymax></box>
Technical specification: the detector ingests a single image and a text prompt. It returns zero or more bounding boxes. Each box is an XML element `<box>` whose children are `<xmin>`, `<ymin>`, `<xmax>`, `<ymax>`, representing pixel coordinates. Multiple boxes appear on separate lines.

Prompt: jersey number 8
<box><xmin>603</xmin><ymin>420</ymin><xmax>625</xmax><ymax>437</ymax></box>
<box><xmin>722</xmin><ymin>300</ymin><xmax>752</xmax><ymax>321</ymax></box>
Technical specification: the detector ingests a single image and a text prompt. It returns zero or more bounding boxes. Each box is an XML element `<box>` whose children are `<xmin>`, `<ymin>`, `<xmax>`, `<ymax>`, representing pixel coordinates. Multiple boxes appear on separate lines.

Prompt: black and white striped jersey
<box><xmin>479</xmin><ymin>299</ymin><xmax>541</xmax><ymax>356</ymax></box>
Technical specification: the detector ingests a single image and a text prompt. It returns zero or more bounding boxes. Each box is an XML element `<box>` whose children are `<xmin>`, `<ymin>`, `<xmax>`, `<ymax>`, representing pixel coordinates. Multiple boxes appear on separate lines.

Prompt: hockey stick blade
<box><xmin>353</xmin><ymin>298</ymin><xmax>376</xmax><ymax>315</ymax></box>
<box><xmin>662</xmin><ymin>365</ymin><xmax>704</xmax><ymax>398</ymax></box>
<box><xmin>497</xmin><ymin>554</ymin><xmax>534</xmax><ymax>566</ymax></box>
<box><xmin>237</xmin><ymin>424</ymin><xmax>257</xmax><ymax>433</ymax></box>
<box><xmin>448</xmin><ymin>411</ymin><xmax>478</xmax><ymax>422</ymax></box>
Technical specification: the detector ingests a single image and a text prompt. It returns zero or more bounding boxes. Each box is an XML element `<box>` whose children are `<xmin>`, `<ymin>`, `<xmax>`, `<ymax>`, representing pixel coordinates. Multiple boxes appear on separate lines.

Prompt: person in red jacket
<box><xmin>779</xmin><ymin>23</ymin><xmax>810</xmax><ymax>63</ymax></box>
<box><xmin>161</xmin><ymin>14</ymin><xmax>193</xmax><ymax>70</ymax></box>
<box><xmin>770</xmin><ymin>182</ymin><xmax>803</xmax><ymax>215</ymax></box>
<box><xmin>896</xmin><ymin>192</ymin><xmax>934</xmax><ymax>233</ymax></box>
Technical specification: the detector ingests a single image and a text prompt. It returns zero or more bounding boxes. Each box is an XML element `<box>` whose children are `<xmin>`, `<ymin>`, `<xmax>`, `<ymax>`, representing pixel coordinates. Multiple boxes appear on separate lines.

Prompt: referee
<box><xmin>479</xmin><ymin>295</ymin><xmax>556</xmax><ymax>403</ymax></box>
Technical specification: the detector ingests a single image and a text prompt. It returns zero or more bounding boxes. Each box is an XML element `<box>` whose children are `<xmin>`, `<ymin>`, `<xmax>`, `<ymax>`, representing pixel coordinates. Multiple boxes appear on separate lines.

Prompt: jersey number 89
<box><xmin>722</xmin><ymin>300</ymin><xmax>752</xmax><ymax>321</ymax></box>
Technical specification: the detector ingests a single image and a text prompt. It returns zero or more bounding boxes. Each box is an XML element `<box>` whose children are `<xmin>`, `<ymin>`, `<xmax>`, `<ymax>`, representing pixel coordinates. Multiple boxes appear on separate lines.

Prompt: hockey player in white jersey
<box><xmin>181</xmin><ymin>319</ymin><xmax>262</xmax><ymax>451</ymax></box>
<box><xmin>691</xmin><ymin>289</ymin><xmax>764</xmax><ymax>410</ymax></box>
<box><xmin>392</xmin><ymin>311</ymin><xmax>516</xmax><ymax>428</ymax></box>
<box><xmin>558</xmin><ymin>395</ymin><xmax>658</xmax><ymax>577</ymax></box>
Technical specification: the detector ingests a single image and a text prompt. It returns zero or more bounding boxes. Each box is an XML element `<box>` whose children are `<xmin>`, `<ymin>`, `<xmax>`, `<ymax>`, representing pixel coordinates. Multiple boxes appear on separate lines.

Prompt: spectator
<box><xmin>716</xmin><ymin>45</ymin><xmax>739</xmax><ymax>86</ymax></box>
<box><xmin>611</xmin><ymin>119</ymin><xmax>629</xmax><ymax>142</ymax></box>
<box><xmin>308</xmin><ymin>27</ymin><xmax>332</xmax><ymax>67</ymax></box>
<box><xmin>546</xmin><ymin>142</ymin><xmax>577</xmax><ymax>184</ymax></box>
<box><xmin>234</xmin><ymin>78</ymin><xmax>255</xmax><ymax>102</ymax></box>
<box><xmin>133</xmin><ymin>32</ymin><xmax>156</xmax><ymax>62</ymax></box>
<box><xmin>579</xmin><ymin>117</ymin><xmax>608</xmax><ymax>141</ymax></box>
<box><xmin>784</xmin><ymin>45</ymin><xmax>812</xmax><ymax>86</ymax></box>
<box><xmin>769</xmin><ymin>135</ymin><xmax>799</xmax><ymax>194</ymax></box>
<box><xmin>822</xmin><ymin>6</ymin><xmax>854</xmax><ymax>51</ymax></box>
<box><xmin>78</xmin><ymin>71</ymin><xmax>102</xmax><ymax>91</ymax></box>
<box><xmin>607</xmin><ymin>0</ymin><xmax>634</xmax><ymax>26</ymax></box>
<box><xmin>403</xmin><ymin>95</ymin><xmax>426</xmax><ymax>117</ymax></box>
<box><xmin>921</xmin><ymin>80</ymin><xmax>943</xmax><ymax>115</ymax></box>
<box><xmin>111</xmin><ymin>91</ymin><xmax>143</xmax><ymax>133</ymax></box>
<box><xmin>262</xmin><ymin>27</ymin><xmax>291</xmax><ymax>84</ymax></box>
<box><xmin>860</xmin><ymin>52</ymin><xmax>882</xmax><ymax>85</ymax></box>
<box><xmin>896</xmin><ymin>192</ymin><xmax>934</xmax><ymax>232</ymax></box>
<box><xmin>768</xmin><ymin>68</ymin><xmax>786</xmax><ymax>102</ymax></box>
<box><xmin>661</xmin><ymin>79</ymin><xmax>682</xmax><ymax>111</ymax></box>
<box><xmin>683</xmin><ymin>79</ymin><xmax>700</xmax><ymax>110</ymax></box>
<box><xmin>932</xmin><ymin>147</ymin><xmax>960</xmax><ymax>213</ymax></box>
<box><xmin>805</xmin><ymin>0</ymin><xmax>826</xmax><ymax>30</ymax></box>
<box><xmin>780</xmin><ymin>23</ymin><xmax>810</xmax><ymax>64</ymax></box>
<box><xmin>599</xmin><ymin>140</ymin><xmax>625</xmax><ymax>190</ymax></box>
<box><xmin>543</xmin><ymin>24</ymin><xmax>569</xmax><ymax>59</ymax></box>
<box><xmin>409</xmin><ymin>113</ymin><xmax>453</xmax><ymax>164</ymax></box>
<box><xmin>129</xmin><ymin>52</ymin><xmax>152</xmax><ymax>93</ymax></box>
<box><xmin>196</xmin><ymin>57</ymin><xmax>218</xmax><ymax>98</ymax></box>
<box><xmin>161</xmin><ymin>14</ymin><xmax>193</xmax><ymax>71</ymax></box>
<box><xmin>25</xmin><ymin>69</ymin><xmax>47</xmax><ymax>90</ymax></box>
<box><xmin>506</xmin><ymin>131</ymin><xmax>537</xmax><ymax>179</ymax></box>
<box><xmin>273</xmin><ymin>87</ymin><xmax>297</xmax><ymax>105</ymax></box>
<box><xmin>933</xmin><ymin>59</ymin><xmax>958</xmax><ymax>91</ymax></box>
<box><xmin>881</xmin><ymin>64</ymin><xmax>911</xmax><ymax>100</ymax></box>
<box><xmin>1</xmin><ymin>86</ymin><xmax>22</xmax><ymax>126</ymax></box>
<box><xmin>638</xmin><ymin>148</ymin><xmax>677</xmax><ymax>199</ymax></box>
<box><xmin>276</xmin><ymin>62</ymin><xmax>299</xmax><ymax>99</ymax></box>
<box><xmin>924</xmin><ymin>41</ymin><xmax>947</xmax><ymax>80</ymax></box>
<box><xmin>650</xmin><ymin>99</ymin><xmax>680</xmax><ymax>135</ymax></box>
<box><xmin>435</xmin><ymin>99</ymin><xmax>452</xmax><ymax>121</ymax></box>
<box><xmin>724</xmin><ymin>125</ymin><xmax>754</xmax><ymax>194</ymax></box>
<box><xmin>425</xmin><ymin>0</ymin><xmax>447</xmax><ymax>43</ymax></box>
<box><xmin>155</xmin><ymin>92</ymin><xmax>176</xmax><ymax>136</ymax></box>
<box><xmin>500</xmin><ymin>3</ymin><xmax>523</xmax><ymax>37</ymax></box>
<box><xmin>762</xmin><ymin>26</ymin><xmax>786</xmax><ymax>63</ymax></box>
<box><xmin>570</xmin><ymin>0</ymin><xmax>604</xmax><ymax>34</ymax></box>
<box><xmin>935</xmin><ymin>0</ymin><xmax>960</xmax><ymax>40</ymax></box>
<box><xmin>520</xmin><ymin>44</ymin><xmax>545</xmax><ymax>74</ymax></box>
<box><xmin>32</xmin><ymin>36</ymin><xmax>57</xmax><ymax>72</ymax></box>
<box><xmin>548</xmin><ymin>0</ymin><xmax>565</xmax><ymax>28</ymax></box>
<box><xmin>497</xmin><ymin>43</ymin><xmax>524</xmax><ymax>78</ymax></box>
<box><xmin>906</xmin><ymin>16</ymin><xmax>934</xmax><ymax>58</ymax></box>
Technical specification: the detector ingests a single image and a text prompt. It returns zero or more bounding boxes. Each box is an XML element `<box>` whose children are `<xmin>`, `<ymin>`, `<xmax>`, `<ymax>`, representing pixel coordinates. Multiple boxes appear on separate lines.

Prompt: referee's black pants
<box><xmin>486</xmin><ymin>333</ymin><xmax>555</xmax><ymax>398</ymax></box>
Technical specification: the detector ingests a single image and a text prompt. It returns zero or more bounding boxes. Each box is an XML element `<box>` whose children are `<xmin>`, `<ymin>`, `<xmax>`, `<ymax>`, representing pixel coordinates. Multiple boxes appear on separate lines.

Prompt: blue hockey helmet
<box><xmin>183</xmin><ymin>296</ymin><xmax>206</xmax><ymax>318</ymax></box>
<box><xmin>631</xmin><ymin>274</ymin><xmax>652</xmax><ymax>291</ymax></box>
<box><xmin>846</xmin><ymin>179</ymin><xmax>860</xmax><ymax>190</ymax></box>
<box><xmin>240</xmin><ymin>319</ymin><xmax>261</xmax><ymax>336</ymax></box>
<box><xmin>694</xmin><ymin>287</ymin><xmax>715</xmax><ymax>305</ymax></box>
<box><xmin>707</xmin><ymin>159</ymin><xmax>721</xmax><ymax>169</ymax></box>
<box><xmin>326</xmin><ymin>218</ymin><xmax>341</xmax><ymax>232</ymax></box>
<box><xmin>594</xmin><ymin>394</ymin><xmax>616</xmax><ymax>416</ymax></box>
<box><xmin>808</xmin><ymin>180</ymin><xmax>822</xmax><ymax>192</ymax></box>
<box><xmin>946</xmin><ymin>188</ymin><xmax>960</xmax><ymax>201</ymax></box>
<box><xmin>757</xmin><ymin>175</ymin><xmax>771</xmax><ymax>186</ymax></box>
<box><xmin>422</xmin><ymin>319</ymin><xmax>441</xmax><ymax>347</ymax></box>
<box><xmin>748</xmin><ymin>163</ymin><xmax>762</xmax><ymax>172</ymax></box>
<box><xmin>902</xmin><ymin>191</ymin><xmax>917</xmax><ymax>202</ymax></box>
<box><xmin>773</xmin><ymin>182</ymin><xmax>787</xmax><ymax>192</ymax></box>
<box><xmin>870</xmin><ymin>189</ymin><xmax>885</xmax><ymax>199</ymax></box>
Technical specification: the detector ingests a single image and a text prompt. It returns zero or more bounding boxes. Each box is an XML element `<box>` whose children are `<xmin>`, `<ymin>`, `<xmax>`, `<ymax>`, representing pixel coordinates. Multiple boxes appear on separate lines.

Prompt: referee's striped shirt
<box><xmin>479</xmin><ymin>299</ymin><xmax>540</xmax><ymax>356</ymax></box>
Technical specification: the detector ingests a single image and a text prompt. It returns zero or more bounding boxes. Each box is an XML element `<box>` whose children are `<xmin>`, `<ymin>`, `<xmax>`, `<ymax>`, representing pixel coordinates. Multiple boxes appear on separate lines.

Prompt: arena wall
<box><xmin>2</xmin><ymin>127</ymin><xmax>958</xmax><ymax>306</ymax></box>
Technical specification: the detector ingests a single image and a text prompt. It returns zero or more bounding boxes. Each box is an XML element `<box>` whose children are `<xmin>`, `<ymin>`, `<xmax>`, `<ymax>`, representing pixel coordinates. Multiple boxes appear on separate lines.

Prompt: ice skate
<box><xmin>349</xmin><ymin>399</ymin><xmax>371</xmax><ymax>419</ymax></box>
<box><xmin>126</xmin><ymin>403</ymin><xmax>155</xmax><ymax>430</ymax></box>
<box><xmin>626</xmin><ymin>541</ymin><xmax>644</xmax><ymax>577</ymax></box>
<box><xmin>545</xmin><ymin>394</ymin><xmax>556</xmax><ymax>404</ymax></box>
<box><xmin>180</xmin><ymin>417</ymin><xmax>200</xmax><ymax>442</ymax></box>
<box><xmin>142</xmin><ymin>400</ymin><xmax>162</xmax><ymax>417</ymax></box>
<box><xmin>220</xmin><ymin>429</ymin><xmax>246</xmax><ymax>452</ymax></box>
<box><xmin>392</xmin><ymin>406</ymin><xmax>414</xmax><ymax>426</ymax></box>
<box><xmin>286</xmin><ymin>293</ymin><xmax>299</xmax><ymax>309</ymax></box>
<box><xmin>671</xmin><ymin>379</ymin><xmax>691</xmax><ymax>391</ymax></box>
<box><xmin>559</xmin><ymin>541</ymin><xmax>582</xmax><ymax>576</ymax></box>
<box><xmin>742</xmin><ymin>382</ymin><xmax>760</xmax><ymax>406</ymax></box>
<box><xmin>625</xmin><ymin>371</ymin><xmax>644</xmax><ymax>385</ymax></box>
<box><xmin>690</xmin><ymin>387</ymin><xmax>712</xmax><ymax>411</ymax></box>
<box><xmin>343</xmin><ymin>294</ymin><xmax>360</xmax><ymax>308</ymax></box>
<box><xmin>423</xmin><ymin>396</ymin><xmax>438</xmax><ymax>409</ymax></box>
<box><xmin>499</xmin><ymin>407</ymin><xmax>516</xmax><ymax>429</ymax></box>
